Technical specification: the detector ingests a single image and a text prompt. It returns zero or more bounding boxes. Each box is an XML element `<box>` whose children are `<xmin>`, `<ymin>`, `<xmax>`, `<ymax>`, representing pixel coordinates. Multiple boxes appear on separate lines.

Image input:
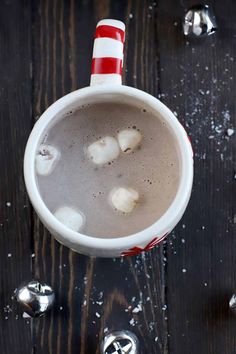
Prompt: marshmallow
<box><xmin>35</xmin><ymin>144</ymin><xmax>60</xmax><ymax>176</ymax></box>
<box><xmin>87</xmin><ymin>136</ymin><xmax>120</xmax><ymax>165</ymax></box>
<box><xmin>110</xmin><ymin>187</ymin><xmax>139</xmax><ymax>213</ymax></box>
<box><xmin>117</xmin><ymin>129</ymin><xmax>142</xmax><ymax>153</ymax></box>
<box><xmin>54</xmin><ymin>206</ymin><xmax>85</xmax><ymax>232</ymax></box>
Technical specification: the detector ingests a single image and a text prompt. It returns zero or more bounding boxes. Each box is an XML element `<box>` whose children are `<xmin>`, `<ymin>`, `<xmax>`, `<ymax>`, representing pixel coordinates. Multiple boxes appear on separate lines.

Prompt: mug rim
<box><xmin>24</xmin><ymin>84</ymin><xmax>193</xmax><ymax>252</ymax></box>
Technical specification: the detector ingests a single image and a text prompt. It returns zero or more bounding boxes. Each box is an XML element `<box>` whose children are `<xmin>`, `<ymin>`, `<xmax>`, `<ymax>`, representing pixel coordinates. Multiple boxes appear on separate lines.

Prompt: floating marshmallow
<box><xmin>54</xmin><ymin>206</ymin><xmax>85</xmax><ymax>232</ymax></box>
<box><xmin>35</xmin><ymin>144</ymin><xmax>60</xmax><ymax>176</ymax></box>
<box><xmin>117</xmin><ymin>129</ymin><xmax>142</xmax><ymax>153</ymax></box>
<box><xmin>110</xmin><ymin>187</ymin><xmax>139</xmax><ymax>213</ymax></box>
<box><xmin>87</xmin><ymin>136</ymin><xmax>120</xmax><ymax>165</ymax></box>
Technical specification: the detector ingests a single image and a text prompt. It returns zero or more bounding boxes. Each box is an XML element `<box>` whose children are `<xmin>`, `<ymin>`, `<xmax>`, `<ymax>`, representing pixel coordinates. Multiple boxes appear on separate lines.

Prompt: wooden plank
<box><xmin>32</xmin><ymin>0</ymin><xmax>167</xmax><ymax>353</ymax></box>
<box><xmin>0</xmin><ymin>0</ymin><xmax>32</xmax><ymax>353</ymax></box>
<box><xmin>157</xmin><ymin>0</ymin><xmax>236</xmax><ymax>353</ymax></box>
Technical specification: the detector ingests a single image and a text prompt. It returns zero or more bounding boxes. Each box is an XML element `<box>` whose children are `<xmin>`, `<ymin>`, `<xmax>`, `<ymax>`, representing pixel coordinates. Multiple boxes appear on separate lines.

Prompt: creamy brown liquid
<box><xmin>36</xmin><ymin>102</ymin><xmax>180</xmax><ymax>238</ymax></box>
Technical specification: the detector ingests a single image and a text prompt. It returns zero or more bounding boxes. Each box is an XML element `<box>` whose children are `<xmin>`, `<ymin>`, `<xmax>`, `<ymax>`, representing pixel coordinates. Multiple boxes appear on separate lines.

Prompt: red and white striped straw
<box><xmin>90</xmin><ymin>19</ymin><xmax>125</xmax><ymax>86</ymax></box>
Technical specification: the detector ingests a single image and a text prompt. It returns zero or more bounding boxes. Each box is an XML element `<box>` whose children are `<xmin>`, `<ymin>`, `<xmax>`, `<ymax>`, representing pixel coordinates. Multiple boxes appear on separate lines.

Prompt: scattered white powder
<box><xmin>149</xmin><ymin>322</ymin><xmax>155</xmax><ymax>331</ymax></box>
<box><xmin>132</xmin><ymin>304</ymin><xmax>142</xmax><ymax>313</ymax></box>
<box><xmin>98</xmin><ymin>291</ymin><xmax>104</xmax><ymax>299</ymax></box>
<box><xmin>227</xmin><ymin>128</ymin><xmax>234</xmax><ymax>136</ymax></box>
<box><xmin>4</xmin><ymin>305</ymin><xmax>12</xmax><ymax>313</ymax></box>
<box><xmin>129</xmin><ymin>318</ymin><xmax>135</xmax><ymax>326</ymax></box>
<box><xmin>22</xmin><ymin>312</ymin><xmax>31</xmax><ymax>318</ymax></box>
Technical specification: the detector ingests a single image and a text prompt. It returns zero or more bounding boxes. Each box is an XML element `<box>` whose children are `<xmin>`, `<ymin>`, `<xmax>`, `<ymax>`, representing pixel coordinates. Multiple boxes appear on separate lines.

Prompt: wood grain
<box><xmin>157</xmin><ymin>1</ymin><xmax>236</xmax><ymax>353</ymax></box>
<box><xmin>0</xmin><ymin>0</ymin><xmax>32</xmax><ymax>353</ymax></box>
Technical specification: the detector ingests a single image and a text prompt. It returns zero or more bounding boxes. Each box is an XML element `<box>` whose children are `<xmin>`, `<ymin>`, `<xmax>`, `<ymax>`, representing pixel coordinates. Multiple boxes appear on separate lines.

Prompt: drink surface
<box><xmin>36</xmin><ymin>102</ymin><xmax>180</xmax><ymax>238</ymax></box>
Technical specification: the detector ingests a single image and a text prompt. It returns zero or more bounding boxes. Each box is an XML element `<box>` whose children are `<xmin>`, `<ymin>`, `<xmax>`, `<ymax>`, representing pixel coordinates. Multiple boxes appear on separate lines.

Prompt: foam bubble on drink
<box><xmin>109</xmin><ymin>187</ymin><xmax>139</xmax><ymax>213</ymax></box>
<box><xmin>117</xmin><ymin>129</ymin><xmax>142</xmax><ymax>153</ymax></box>
<box><xmin>54</xmin><ymin>206</ymin><xmax>85</xmax><ymax>232</ymax></box>
<box><xmin>36</xmin><ymin>144</ymin><xmax>60</xmax><ymax>176</ymax></box>
<box><xmin>87</xmin><ymin>136</ymin><xmax>120</xmax><ymax>165</ymax></box>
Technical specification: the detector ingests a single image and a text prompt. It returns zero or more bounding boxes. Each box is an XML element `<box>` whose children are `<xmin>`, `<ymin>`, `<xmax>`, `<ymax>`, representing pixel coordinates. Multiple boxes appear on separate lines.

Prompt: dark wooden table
<box><xmin>0</xmin><ymin>1</ymin><xmax>235</xmax><ymax>353</ymax></box>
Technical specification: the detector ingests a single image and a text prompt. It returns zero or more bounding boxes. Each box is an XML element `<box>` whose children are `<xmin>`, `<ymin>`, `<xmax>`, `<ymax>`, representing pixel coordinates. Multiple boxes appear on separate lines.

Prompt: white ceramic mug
<box><xmin>24</xmin><ymin>19</ymin><xmax>193</xmax><ymax>258</ymax></box>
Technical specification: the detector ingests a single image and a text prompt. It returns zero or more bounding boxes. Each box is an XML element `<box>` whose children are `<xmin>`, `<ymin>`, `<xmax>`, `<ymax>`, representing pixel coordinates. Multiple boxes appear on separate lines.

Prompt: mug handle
<box><xmin>90</xmin><ymin>19</ymin><xmax>125</xmax><ymax>86</ymax></box>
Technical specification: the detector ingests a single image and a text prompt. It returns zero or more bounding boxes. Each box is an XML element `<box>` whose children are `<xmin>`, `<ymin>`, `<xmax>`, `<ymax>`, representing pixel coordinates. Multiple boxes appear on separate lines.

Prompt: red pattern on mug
<box><xmin>90</xmin><ymin>19</ymin><xmax>125</xmax><ymax>85</ymax></box>
<box><xmin>95</xmin><ymin>25</ymin><xmax>125</xmax><ymax>42</ymax></box>
<box><xmin>91</xmin><ymin>57</ymin><xmax>123</xmax><ymax>74</ymax></box>
<box><xmin>187</xmin><ymin>134</ymin><xmax>194</xmax><ymax>156</ymax></box>
<box><xmin>121</xmin><ymin>233</ymin><xmax>168</xmax><ymax>257</ymax></box>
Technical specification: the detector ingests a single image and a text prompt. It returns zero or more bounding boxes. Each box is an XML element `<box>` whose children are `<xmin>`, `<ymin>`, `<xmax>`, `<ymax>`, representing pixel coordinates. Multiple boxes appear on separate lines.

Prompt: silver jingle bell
<box><xmin>183</xmin><ymin>4</ymin><xmax>217</xmax><ymax>37</ymax></box>
<box><xmin>229</xmin><ymin>294</ymin><xmax>236</xmax><ymax>312</ymax></box>
<box><xmin>101</xmin><ymin>330</ymin><xmax>139</xmax><ymax>354</ymax></box>
<box><xmin>15</xmin><ymin>280</ymin><xmax>55</xmax><ymax>317</ymax></box>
